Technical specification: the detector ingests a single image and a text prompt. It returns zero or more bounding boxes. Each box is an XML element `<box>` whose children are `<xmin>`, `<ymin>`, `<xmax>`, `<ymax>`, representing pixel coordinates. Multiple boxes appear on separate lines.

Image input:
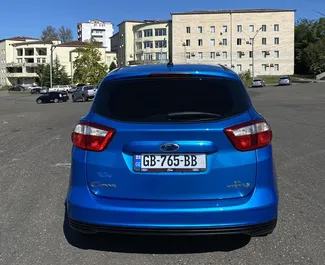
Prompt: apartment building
<box><xmin>77</xmin><ymin>20</ymin><xmax>114</xmax><ymax>51</ymax></box>
<box><xmin>113</xmin><ymin>20</ymin><xmax>172</xmax><ymax>66</ymax></box>
<box><xmin>0</xmin><ymin>36</ymin><xmax>60</xmax><ymax>87</ymax></box>
<box><xmin>171</xmin><ymin>9</ymin><xmax>295</xmax><ymax>76</ymax></box>
<box><xmin>0</xmin><ymin>37</ymin><xmax>115</xmax><ymax>87</ymax></box>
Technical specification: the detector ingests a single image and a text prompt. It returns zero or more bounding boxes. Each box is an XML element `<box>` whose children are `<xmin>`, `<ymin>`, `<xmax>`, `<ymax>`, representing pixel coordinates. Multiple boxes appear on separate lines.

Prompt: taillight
<box><xmin>224</xmin><ymin>120</ymin><xmax>272</xmax><ymax>151</ymax></box>
<box><xmin>71</xmin><ymin>122</ymin><xmax>115</xmax><ymax>151</ymax></box>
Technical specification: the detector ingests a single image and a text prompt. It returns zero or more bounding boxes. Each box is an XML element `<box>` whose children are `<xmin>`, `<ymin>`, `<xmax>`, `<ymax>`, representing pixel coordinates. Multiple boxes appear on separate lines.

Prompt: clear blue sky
<box><xmin>1</xmin><ymin>0</ymin><xmax>324</xmax><ymax>39</ymax></box>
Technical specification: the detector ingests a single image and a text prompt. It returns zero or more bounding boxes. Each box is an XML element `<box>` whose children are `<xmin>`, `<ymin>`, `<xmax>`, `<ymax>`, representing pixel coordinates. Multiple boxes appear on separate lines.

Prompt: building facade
<box><xmin>171</xmin><ymin>9</ymin><xmax>295</xmax><ymax>76</ymax></box>
<box><xmin>77</xmin><ymin>20</ymin><xmax>114</xmax><ymax>51</ymax></box>
<box><xmin>113</xmin><ymin>20</ymin><xmax>172</xmax><ymax>66</ymax></box>
<box><xmin>0</xmin><ymin>37</ymin><xmax>60</xmax><ymax>87</ymax></box>
<box><xmin>0</xmin><ymin>37</ymin><xmax>115</xmax><ymax>87</ymax></box>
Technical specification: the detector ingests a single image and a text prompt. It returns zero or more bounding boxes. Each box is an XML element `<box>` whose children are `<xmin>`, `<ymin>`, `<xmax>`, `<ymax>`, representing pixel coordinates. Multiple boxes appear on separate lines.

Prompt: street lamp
<box><xmin>242</xmin><ymin>27</ymin><xmax>263</xmax><ymax>79</ymax></box>
<box><xmin>49</xmin><ymin>44</ymin><xmax>57</xmax><ymax>88</ymax></box>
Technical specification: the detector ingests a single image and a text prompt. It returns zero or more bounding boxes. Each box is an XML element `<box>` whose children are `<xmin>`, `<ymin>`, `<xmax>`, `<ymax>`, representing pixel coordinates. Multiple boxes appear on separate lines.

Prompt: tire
<box><xmin>54</xmin><ymin>98</ymin><xmax>59</xmax><ymax>103</ymax></box>
<box><xmin>37</xmin><ymin>99</ymin><xmax>42</xmax><ymax>104</ymax></box>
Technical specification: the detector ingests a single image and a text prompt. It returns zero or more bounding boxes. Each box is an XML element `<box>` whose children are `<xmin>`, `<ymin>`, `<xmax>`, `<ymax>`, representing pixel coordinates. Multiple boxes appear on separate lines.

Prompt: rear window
<box><xmin>92</xmin><ymin>77</ymin><xmax>250</xmax><ymax>123</ymax></box>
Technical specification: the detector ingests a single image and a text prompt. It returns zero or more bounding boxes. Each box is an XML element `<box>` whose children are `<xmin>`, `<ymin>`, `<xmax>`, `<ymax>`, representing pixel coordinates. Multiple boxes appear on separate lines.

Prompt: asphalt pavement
<box><xmin>0</xmin><ymin>83</ymin><xmax>325</xmax><ymax>265</ymax></box>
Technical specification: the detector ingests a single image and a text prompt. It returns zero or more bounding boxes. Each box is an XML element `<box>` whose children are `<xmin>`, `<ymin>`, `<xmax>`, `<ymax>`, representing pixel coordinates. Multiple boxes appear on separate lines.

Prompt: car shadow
<box><xmin>63</xmin><ymin>210</ymin><xmax>251</xmax><ymax>254</ymax></box>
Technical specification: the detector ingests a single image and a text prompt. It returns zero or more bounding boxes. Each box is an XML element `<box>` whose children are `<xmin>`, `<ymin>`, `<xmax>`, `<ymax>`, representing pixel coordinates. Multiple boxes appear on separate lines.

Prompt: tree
<box><xmin>41</xmin><ymin>26</ymin><xmax>59</xmax><ymax>40</ymax></box>
<box><xmin>36</xmin><ymin>57</ymin><xmax>70</xmax><ymax>87</ymax></box>
<box><xmin>58</xmin><ymin>26</ymin><xmax>73</xmax><ymax>43</ymax></box>
<box><xmin>73</xmin><ymin>42</ymin><xmax>109</xmax><ymax>84</ymax></box>
<box><xmin>109</xmin><ymin>61</ymin><xmax>117</xmax><ymax>72</ymax></box>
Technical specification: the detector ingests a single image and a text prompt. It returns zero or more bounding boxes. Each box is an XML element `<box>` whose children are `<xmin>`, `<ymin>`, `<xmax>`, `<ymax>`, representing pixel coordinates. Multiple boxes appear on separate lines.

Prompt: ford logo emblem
<box><xmin>160</xmin><ymin>143</ymin><xmax>180</xmax><ymax>152</ymax></box>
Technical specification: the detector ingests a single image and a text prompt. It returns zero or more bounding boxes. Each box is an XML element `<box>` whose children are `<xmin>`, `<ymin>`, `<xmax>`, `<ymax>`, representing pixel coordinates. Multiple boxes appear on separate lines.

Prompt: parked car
<box><xmin>68</xmin><ymin>86</ymin><xmax>77</xmax><ymax>93</ymax></box>
<box><xmin>40</xmin><ymin>88</ymin><xmax>49</xmax><ymax>94</ymax></box>
<box><xmin>72</xmin><ymin>85</ymin><xmax>97</xmax><ymax>102</ymax></box>
<box><xmin>67</xmin><ymin>64</ymin><xmax>278</xmax><ymax>237</ymax></box>
<box><xmin>30</xmin><ymin>87</ymin><xmax>42</xmax><ymax>94</ymax></box>
<box><xmin>278</xmin><ymin>76</ymin><xmax>292</xmax><ymax>86</ymax></box>
<box><xmin>251</xmin><ymin>78</ymin><xmax>265</xmax><ymax>87</ymax></box>
<box><xmin>36</xmin><ymin>91</ymin><xmax>69</xmax><ymax>104</ymax></box>
<box><xmin>49</xmin><ymin>85</ymin><xmax>72</xmax><ymax>92</ymax></box>
<box><xmin>8</xmin><ymin>85</ymin><xmax>25</xmax><ymax>91</ymax></box>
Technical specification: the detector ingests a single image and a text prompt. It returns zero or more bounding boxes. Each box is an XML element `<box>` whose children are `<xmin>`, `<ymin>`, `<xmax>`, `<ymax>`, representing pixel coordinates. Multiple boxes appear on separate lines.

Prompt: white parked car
<box><xmin>49</xmin><ymin>85</ymin><xmax>72</xmax><ymax>92</ymax></box>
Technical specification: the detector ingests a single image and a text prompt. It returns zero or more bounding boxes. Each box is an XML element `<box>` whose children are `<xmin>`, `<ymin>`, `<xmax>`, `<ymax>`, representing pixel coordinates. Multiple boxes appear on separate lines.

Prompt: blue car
<box><xmin>67</xmin><ymin>64</ymin><xmax>278</xmax><ymax>237</ymax></box>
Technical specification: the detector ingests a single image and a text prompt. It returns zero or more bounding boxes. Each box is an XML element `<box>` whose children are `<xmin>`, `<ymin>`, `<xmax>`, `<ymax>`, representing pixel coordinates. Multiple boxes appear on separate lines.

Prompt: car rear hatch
<box><xmin>81</xmin><ymin>75</ymin><xmax>259</xmax><ymax>201</ymax></box>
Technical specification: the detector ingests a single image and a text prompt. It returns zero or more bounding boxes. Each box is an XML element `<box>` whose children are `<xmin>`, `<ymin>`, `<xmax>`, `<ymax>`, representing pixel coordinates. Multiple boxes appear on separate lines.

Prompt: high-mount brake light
<box><xmin>224</xmin><ymin>120</ymin><xmax>272</xmax><ymax>151</ymax></box>
<box><xmin>71</xmin><ymin>122</ymin><xmax>115</xmax><ymax>151</ymax></box>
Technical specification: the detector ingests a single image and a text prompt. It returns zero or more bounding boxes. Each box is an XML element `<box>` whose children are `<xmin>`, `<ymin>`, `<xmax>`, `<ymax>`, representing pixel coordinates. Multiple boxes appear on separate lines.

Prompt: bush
<box><xmin>238</xmin><ymin>70</ymin><xmax>252</xmax><ymax>86</ymax></box>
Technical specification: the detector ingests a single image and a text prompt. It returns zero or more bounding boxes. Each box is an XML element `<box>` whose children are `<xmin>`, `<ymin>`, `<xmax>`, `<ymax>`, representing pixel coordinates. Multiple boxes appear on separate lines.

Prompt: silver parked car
<box><xmin>72</xmin><ymin>85</ymin><xmax>97</xmax><ymax>102</ymax></box>
<box><xmin>278</xmin><ymin>76</ymin><xmax>292</xmax><ymax>86</ymax></box>
<box><xmin>251</xmin><ymin>78</ymin><xmax>266</xmax><ymax>87</ymax></box>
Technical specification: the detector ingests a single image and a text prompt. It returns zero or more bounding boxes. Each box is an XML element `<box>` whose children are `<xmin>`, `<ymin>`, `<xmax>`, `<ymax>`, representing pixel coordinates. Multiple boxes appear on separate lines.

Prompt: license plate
<box><xmin>134</xmin><ymin>154</ymin><xmax>206</xmax><ymax>172</ymax></box>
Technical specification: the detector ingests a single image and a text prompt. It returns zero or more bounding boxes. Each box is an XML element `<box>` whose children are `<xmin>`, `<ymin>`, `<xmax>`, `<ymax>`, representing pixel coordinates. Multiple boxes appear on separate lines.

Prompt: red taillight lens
<box><xmin>224</xmin><ymin>120</ymin><xmax>272</xmax><ymax>151</ymax></box>
<box><xmin>71</xmin><ymin>122</ymin><xmax>115</xmax><ymax>151</ymax></box>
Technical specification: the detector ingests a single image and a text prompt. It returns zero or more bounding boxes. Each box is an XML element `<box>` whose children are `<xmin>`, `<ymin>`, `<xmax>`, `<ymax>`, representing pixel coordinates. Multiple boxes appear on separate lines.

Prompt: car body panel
<box><xmin>67</xmin><ymin>64</ymin><xmax>278</xmax><ymax>235</ymax></box>
<box><xmin>36</xmin><ymin>91</ymin><xmax>69</xmax><ymax>103</ymax></box>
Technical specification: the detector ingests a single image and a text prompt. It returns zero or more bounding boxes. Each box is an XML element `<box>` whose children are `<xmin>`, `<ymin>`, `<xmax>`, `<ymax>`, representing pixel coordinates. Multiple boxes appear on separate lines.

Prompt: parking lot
<box><xmin>1</xmin><ymin>83</ymin><xmax>325</xmax><ymax>265</ymax></box>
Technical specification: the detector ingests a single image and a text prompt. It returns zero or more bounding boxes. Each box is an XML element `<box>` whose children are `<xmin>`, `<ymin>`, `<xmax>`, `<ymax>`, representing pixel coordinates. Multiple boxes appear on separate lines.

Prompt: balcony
<box><xmin>7</xmin><ymin>72</ymin><xmax>38</xmax><ymax>78</ymax></box>
<box><xmin>6</xmin><ymin>62</ymin><xmax>39</xmax><ymax>68</ymax></box>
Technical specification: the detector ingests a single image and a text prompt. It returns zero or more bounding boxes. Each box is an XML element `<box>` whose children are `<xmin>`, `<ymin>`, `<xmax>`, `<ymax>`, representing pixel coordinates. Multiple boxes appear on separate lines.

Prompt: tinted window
<box><xmin>92</xmin><ymin>77</ymin><xmax>250</xmax><ymax>123</ymax></box>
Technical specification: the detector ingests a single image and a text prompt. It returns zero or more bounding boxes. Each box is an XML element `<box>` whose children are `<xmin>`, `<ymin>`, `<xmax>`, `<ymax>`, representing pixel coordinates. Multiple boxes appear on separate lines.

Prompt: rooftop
<box><xmin>0</xmin><ymin>36</ymin><xmax>39</xmax><ymax>43</ymax></box>
<box><xmin>117</xmin><ymin>19</ymin><xmax>171</xmax><ymax>26</ymax></box>
<box><xmin>104</xmin><ymin>64</ymin><xmax>239</xmax><ymax>81</ymax></box>
<box><xmin>11</xmin><ymin>40</ymin><xmax>56</xmax><ymax>46</ymax></box>
<box><xmin>55</xmin><ymin>41</ymin><xmax>103</xmax><ymax>47</ymax></box>
<box><xmin>171</xmin><ymin>9</ymin><xmax>296</xmax><ymax>15</ymax></box>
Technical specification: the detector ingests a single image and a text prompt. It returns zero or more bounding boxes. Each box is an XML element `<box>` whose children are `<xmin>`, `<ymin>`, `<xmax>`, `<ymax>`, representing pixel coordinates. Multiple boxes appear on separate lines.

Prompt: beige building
<box><xmin>0</xmin><ymin>37</ymin><xmax>115</xmax><ymax>87</ymax></box>
<box><xmin>113</xmin><ymin>20</ymin><xmax>172</xmax><ymax>66</ymax></box>
<box><xmin>171</xmin><ymin>9</ymin><xmax>295</xmax><ymax>76</ymax></box>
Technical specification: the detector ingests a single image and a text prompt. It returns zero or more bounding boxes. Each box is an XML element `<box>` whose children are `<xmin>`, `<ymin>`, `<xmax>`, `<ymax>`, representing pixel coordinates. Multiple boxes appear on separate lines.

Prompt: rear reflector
<box><xmin>71</xmin><ymin>122</ymin><xmax>115</xmax><ymax>151</ymax></box>
<box><xmin>224</xmin><ymin>120</ymin><xmax>272</xmax><ymax>151</ymax></box>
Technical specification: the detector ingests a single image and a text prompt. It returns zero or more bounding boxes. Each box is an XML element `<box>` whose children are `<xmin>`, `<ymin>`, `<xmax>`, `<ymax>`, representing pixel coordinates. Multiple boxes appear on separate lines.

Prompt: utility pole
<box><xmin>50</xmin><ymin>45</ymin><xmax>54</xmax><ymax>88</ymax></box>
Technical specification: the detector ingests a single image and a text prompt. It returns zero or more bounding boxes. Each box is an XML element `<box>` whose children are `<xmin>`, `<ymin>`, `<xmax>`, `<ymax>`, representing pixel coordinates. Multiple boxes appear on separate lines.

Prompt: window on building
<box><xmin>237</xmin><ymin>25</ymin><xmax>242</xmax><ymax>32</ymax></box>
<box><xmin>143</xmin><ymin>29</ymin><xmax>153</xmax><ymax>37</ymax></box>
<box><xmin>155</xmin><ymin>40</ymin><xmax>167</xmax><ymax>48</ymax></box>
<box><xmin>155</xmin><ymin>28</ymin><xmax>167</xmax><ymax>36</ymax></box>
<box><xmin>185</xmin><ymin>39</ymin><xmax>191</xmax><ymax>46</ymax></box>
<box><xmin>261</xmin><ymin>25</ymin><xmax>267</xmax><ymax>31</ymax></box>
<box><xmin>237</xmin><ymin>38</ymin><xmax>242</xmax><ymax>45</ymax></box>
<box><xmin>136</xmin><ymin>42</ymin><xmax>142</xmax><ymax>50</ymax></box>
<box><xmin>186</xmin><ymin>27</ymin><xmax>191</xmax><ymax>33</ymax></box>
<box><xmin>249</xmin><ymin>64</ymin><xmax>253</xmax><ymax>73</ymax></box>
<box><xmin>223</xmin><ymin>25</ymin><xmax>228</xmax><ymax>33</ymax></box>
<box><xmin>274</xmin><ymin>37</ymin><xmax>279</xmax><ymax>44</ymax></box>
<box><xmin>262</xmin><ymin>64</ymin><xmax>268</xmax><ymax>71</ymax></box>
<box><xmin>237</xmin><ymin>51</ymin><xmax>243</xmax><ymax>58</ymax></box>
<box><xmin>144</xmin><ymin>41</ymin><xmax>153</xmax><ymax>49</ymax></box>
<box><xmin>249</xmin><ymin>25</ymin><xmax>254</xmax><ymax>32</ymax></box>
<box><xmin>143</xmin><ymin>53</ymin><xmax>153</xmax><ymax>60</ymax></box>
<box><xmin>17</xmin><ymin>58</ymin><xmax>22</xmax><ymax>63</ymax></box>
<box><xmin>210</xmin><ymin>52</ymin><xmax>215</xmax><ymax>59</ymax></box>
<box><xmin>222</xmin><ymin>39</ymin><xmax>227</xmax><ymax>46</ymax></box>
<box><xmin>37</xmin><ymin>58</ymin><xmax>41</xmax><ymax>63</ymax></box>
<box><xmin>274</xmin><ymin>24</ymin><xmax>279</xmax><ymax>31</ymax></box>
<box><xmin>198</xmin><ymin>26</ymin><xmax>203</xmax><ymax>33</ymax></box>
<box><xmin>137</xmin><ymin>31</ymin><xmax>142</xmax><ymax>38</ymax></box>
<box><xmin>156</xmin><ymin>52</ymin><xmax>167</xmax><ymax>60</ymax></box>
<box><xmin>262</xmin><ymin>38</ymin><xmax>267</xmax><ymax>45</ymax></box>
<box><xmin>222</xmin><ymin>51</ymin><xmax>227</xmax><ymax>58</ymax></box>
<box><xmin>210</xmin><ymin>26</ymin><xmax>215</xmax><ymax>33</ymax></box>
<box><xmin>262</xmin><ymin>51</ymin><xmax>268</xmax><ymax>58</ymax></box>
<box><xmin>249</xmin><ymin>51</ymin><xmax>253</xmax><ymax>58</ymax></box>
<box><xmin>186</xmin><ymin>52</ymin><xmax>191</xmax><ymax>59</ymax></box>
<box><xmin>17</xmin><ymin>49</ymin><xmax>23</xmax><ymax>56</ymax></box>
<box><xmin>198</xmin><ymin>39</ymin><xmax>203</xmax><ymax>46</ymax></box>
<box><xmin>198</xmin><ymin>52</ymin><xmax>203</xmax><ymax>59</ymax></box>
<box><xmin>210</xmin><ymin>39</ymin><xmax>215</xmax><ymax>46</ymax></box>
<box><xmin>274</xmin><ymin>64</ymin><xmax>279</xmax><ymax>71</ymax></box>
<box><xmin>42</xmin><ymin>58</ymin><xmax>46</xmax><ymax>63</ymax></box>
<box><xmin>237</xmin><ymin>64</ymin><xmax>242</xmax><ymax>72</ymax></box>
<box><xmin>274</xmin><ymin>51</ymin><xmax>279</xmax><ymax>58</ymax></box>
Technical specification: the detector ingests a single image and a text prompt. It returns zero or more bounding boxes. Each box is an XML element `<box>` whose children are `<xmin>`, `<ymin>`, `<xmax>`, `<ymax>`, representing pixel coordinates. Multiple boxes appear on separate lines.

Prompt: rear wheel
<box><xmin>54</xmin><ymin>98</ymin><xmax>59</xmax><ymax>103</ymax></box>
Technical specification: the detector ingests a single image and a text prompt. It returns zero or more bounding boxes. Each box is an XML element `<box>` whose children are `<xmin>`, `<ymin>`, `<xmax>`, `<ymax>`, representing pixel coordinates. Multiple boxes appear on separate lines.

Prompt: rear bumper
<box><xmin>67</xmin><ymin>184</ymin><xmax>278</xmax><ymax>236</ymax></box>
<box><xmin>69</xmin><ymin>217</ymin><xmax>277</xmax><ymax>236</ymax></box>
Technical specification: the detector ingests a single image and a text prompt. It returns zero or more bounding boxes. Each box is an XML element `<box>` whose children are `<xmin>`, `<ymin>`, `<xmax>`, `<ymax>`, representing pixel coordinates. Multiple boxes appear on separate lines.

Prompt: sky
<box><xmin>0</xmin><ymin>0</ymin><xmax>324</xmax><ymax>40</ymax></box>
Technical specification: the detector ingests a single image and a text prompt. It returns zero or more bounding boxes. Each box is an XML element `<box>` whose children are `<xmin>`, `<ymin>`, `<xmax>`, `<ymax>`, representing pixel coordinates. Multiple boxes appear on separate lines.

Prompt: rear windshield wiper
<box><xmin>167</xmin><ymin>111</ymin><xmax>222</xmax><ymax>120</ymax></box>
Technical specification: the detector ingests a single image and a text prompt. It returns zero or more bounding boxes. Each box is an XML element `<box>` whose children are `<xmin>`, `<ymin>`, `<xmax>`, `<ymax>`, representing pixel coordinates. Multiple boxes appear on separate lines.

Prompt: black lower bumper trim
<box><xmin>69</xmin><ymin>218</ymin><xmax>277</xmax><ymax>236</ymax></box>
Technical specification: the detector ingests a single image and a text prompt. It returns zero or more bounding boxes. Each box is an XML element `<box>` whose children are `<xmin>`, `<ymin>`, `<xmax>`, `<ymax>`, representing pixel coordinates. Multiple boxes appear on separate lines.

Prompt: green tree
<box><xmin>41</xmin><ymin>26</ymin><xmax>59</xmax><ymax>40</ymax></box>
<box><xmin>109</xmin><ymin>61</ymin><xmax>117</xmax><ymax>71</ymax></box>
<box><xmin>36</xmin><ymin>57</ymin><xmax>70</xmax><ymax>87</ymax></box>
<box><xmin>58</xmin><ymin>26</ymin><xmax>73</xmax><ymax>43</ymax></box>
<box><xmin>73</xmin><ymin>42</ymin><xmax>109</xmax><ymax>84</ymax></box>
